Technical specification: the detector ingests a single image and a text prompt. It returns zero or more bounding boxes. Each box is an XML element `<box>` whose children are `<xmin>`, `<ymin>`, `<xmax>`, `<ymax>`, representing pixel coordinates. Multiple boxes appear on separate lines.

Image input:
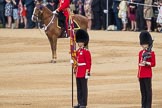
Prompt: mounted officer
<box><xmin>53</xmin><ymin>0</ymin><xmax>71</xmax><ymax>36</ymax></box>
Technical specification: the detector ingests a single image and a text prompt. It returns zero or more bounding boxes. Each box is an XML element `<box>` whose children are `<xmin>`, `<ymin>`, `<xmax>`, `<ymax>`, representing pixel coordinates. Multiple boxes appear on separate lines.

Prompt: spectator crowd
<box><xmin>0</xmin><ymin>0</ymin><xmax>35</xmax><ymax>29</ymax></box>
<box><xmin>72</xmin><ymin>0</ymin><xmax>162</xmax><ymax>32</ymax></box>
<box><xmin>0</xmin><ymin>0</ymin><xmax>162</xmax><ymax>32</ymax></box>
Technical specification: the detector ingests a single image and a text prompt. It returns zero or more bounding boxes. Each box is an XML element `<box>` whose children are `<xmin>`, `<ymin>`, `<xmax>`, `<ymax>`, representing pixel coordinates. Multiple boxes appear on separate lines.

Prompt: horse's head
<box><xmin>32</xmin><ymin>1</ymin><xmax>44</xmax><ymax>23</ymax></box>
<box><xmin>32</xmin><ymin>0</ymin><xmax>54</xmax><ymax>25</ymax></box>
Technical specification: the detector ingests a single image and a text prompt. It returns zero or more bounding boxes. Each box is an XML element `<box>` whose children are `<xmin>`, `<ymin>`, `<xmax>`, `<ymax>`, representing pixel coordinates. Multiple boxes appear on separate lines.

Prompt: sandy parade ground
<box><xmin>0</xmin><ymin>29</ymin><xmax>162</xmax><ymax>108</ymax></box>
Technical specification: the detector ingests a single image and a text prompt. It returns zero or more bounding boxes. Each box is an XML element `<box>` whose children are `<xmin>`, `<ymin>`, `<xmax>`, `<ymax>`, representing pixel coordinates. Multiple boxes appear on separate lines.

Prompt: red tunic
<box><xmin>76</xmin><ymin>48</ymin><xmax>92</xmax><ymax>78</ymax></box>
<box><xmin>57</xmin><ymin>0</ymin><xmax>70</xmax><ymax>30</ymax></box>
<box><xmin>138</xmin><ymin>50</ymin><xmax>156</xmax><ymax>78</ymax></box>
<box><xmin>58</xmin><ymin>0</ymin><xmax>70</xmax><ymax>19</ymax></box>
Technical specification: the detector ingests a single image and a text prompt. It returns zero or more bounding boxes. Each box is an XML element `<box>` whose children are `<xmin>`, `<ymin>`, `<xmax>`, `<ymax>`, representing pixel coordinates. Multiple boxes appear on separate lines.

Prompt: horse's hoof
<box><xmin>51</xmin><ymin>60</ymin><xmax>56</xmax><ymax>63</ymax></box>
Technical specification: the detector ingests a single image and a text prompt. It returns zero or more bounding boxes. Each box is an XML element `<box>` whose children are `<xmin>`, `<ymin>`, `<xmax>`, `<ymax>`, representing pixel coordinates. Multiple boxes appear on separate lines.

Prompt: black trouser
<box><xmin>0</xmin><ymin>10</ymin><xmax>6</xmax><ymax>28</ymax></box>
<box><xmin>139</xmin><ymin>78</ymin><xmax>152</xmax><ymax>108</ymax></box>
<box><xmin>136</xmin><ymin>8</ymin><xmax>145</xmax><ymax>31</ymax></box>
<box><xmin>92</xmin><ymin>11</ymin><xmax>101</xmax><ymax>30</ymax></box>
<box><xmin>76</xmin><ymin>78</ymin><xmax>88</xmax><ymax>106</ymax></box>
<box><xmin>26</xmin><ymin>8</ymin><xmax>35</xmax><ymax>28</ymax></box>
<box><xmin>101</xmin><ymin>12</ymin><xmax>107</xmax><ymax>30</ymax></box>
<box><xmin>113</xmin><ymin>11</ymin><xmax>122</xmax><ymax>30</ymax></box>
<box><xmin>101</xmin><ymin>9</ymin><xmax>114</xmax><ymax>30</ymax></box>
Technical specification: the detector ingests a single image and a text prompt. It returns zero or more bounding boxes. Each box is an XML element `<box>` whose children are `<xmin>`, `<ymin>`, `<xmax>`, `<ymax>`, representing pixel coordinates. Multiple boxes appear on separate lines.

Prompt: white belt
<box><xmin>78</xmin><ymin>63</ymin><xmax>86</xmax><ymax>66</ymax></box>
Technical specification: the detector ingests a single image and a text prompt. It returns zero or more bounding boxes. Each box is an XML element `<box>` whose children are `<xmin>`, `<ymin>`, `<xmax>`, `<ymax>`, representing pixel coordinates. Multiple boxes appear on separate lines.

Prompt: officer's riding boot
<box><xmin>59</xmin><ymin>27</ymin><xmax>68</xmax><ymax>38</ymax></box>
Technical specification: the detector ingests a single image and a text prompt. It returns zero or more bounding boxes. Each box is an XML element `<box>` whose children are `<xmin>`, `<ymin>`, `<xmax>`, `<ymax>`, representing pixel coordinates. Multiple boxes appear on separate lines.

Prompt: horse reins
<box><xmin>32</xmin><ymin>5</ymin><xmax>56</xmax><ymax>31</ymax></box>
<box><xmin>42</xmin><ymin>14</ymin><xmax>55</xmax><ymax>31</ymax></box>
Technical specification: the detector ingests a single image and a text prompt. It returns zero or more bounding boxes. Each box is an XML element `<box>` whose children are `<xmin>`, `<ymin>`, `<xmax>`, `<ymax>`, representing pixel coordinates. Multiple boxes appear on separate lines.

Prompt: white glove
<box><xmin>139</xmin><ymin>63</ymin><xmax>145</xmax><ymax>66</ymax></box>
<box><xmin>103</xmin><ymin>9</ymin><xmax>108</xmax><ymax>13</ymax></box>
<box><xmin>139</xmin><ymin>61</ymin><xmax>151</xmax><ymax>66</ymax></box>
<box><xmin>139</xmin><ymin>61</ymin><xmax>146</xmax><ymax>66</ymax></box>
<box><xmin>53</xmin><ymin>10</ymin><xmax>58</xmax><ymax>14</ymax></box>
<box><xmin>85</xmin><ymin>72</ymin><xmax>90</xmax><ymax>79</ymax></box>
<box><xmin>70</xmin><ymin>59</ymin><xmax>74</xmax><ymax>64</ymax></box>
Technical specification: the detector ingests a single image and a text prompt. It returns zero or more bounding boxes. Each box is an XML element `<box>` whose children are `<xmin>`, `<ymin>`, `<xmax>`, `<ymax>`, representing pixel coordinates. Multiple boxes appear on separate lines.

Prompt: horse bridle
<box><xmin>32</xmin><ymin>4</ymin><xmax>56</xmax><ymax>30</ymax></box>
<box><xmin>32</xmin><ymin>5</ymin><xmax>43</xmax><ymax>23</ymax></box>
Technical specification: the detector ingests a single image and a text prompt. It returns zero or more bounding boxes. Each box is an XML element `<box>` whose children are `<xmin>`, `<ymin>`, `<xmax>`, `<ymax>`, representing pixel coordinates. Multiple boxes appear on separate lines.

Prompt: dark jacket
<box><xmin>135</xmin><ymin>0</ymin><xmax>144</xmax><ymax>12</ymax></box>
<box><xmin>101</xmin><ymin>0</ymin><xmax>113</xmax><ymax>10</ymax></box>
<box><xmin>113</xmin><ymin>0</ymin><xmax>120</xmax><ymax>13</ymax></box>
<box><xmin>108</xmin><ymin>0</ymin><xmax>113</xmax><ymax>10</ymax></box>
<box><xmin>53</xmin><ymin>0</ymin><xmax>59</xmax><ymax>10</ymax></box>
<box><xmin>0</xmin><ymin>0</ymin><xmax>5</xmax><ymax>11</ymax></box>
<box><xmin>47</xmin><ymin>0</ymin><xmax>59</xmax><ymax>10</ymax></box>
<box><xmin>91</xmin><ymin>0</ymin><xmax>101</xmax><ymax>12</ymax></box>
<box><xmin>12</xmin><ymin>0</ymin><xmax>19</xmax><ymax>9</ymax></box>
<box><xmin>101</xmin><ymin>0</ymin><xmax>106</xmax><ymax>11</ymax></box>
<box><xmin>47</xmin><ymin>4</ymin><xmax>54</xmax><ymax>11</ymax></box>
<box><xmin>25</xmin><ymin>0</ymin><xmax>35</xmax><ymax>10</ymax></box>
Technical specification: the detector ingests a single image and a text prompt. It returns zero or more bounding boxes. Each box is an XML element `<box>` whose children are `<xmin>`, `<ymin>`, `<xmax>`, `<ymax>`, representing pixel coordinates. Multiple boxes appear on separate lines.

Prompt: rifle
<box><xmin>142</xmin><ymin>40</ymin><xmax>154</xmax><ymax>61</ymax></box>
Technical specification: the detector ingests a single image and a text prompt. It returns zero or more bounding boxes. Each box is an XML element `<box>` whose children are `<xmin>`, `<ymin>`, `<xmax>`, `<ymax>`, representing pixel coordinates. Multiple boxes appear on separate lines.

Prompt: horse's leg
<box><xmin>47</xmin><ymin>36</ymin><xmax>56</xmax><ymax>63</ymax></box>
<box><xmin>47</xmin><ymin>36</ymin><xmax>54</xmax><ymax>63</ymax></box>
<box><xmin>50</xmin><ymin>35</ymin><xmax>57</xmax><ymax>63</ymax></box>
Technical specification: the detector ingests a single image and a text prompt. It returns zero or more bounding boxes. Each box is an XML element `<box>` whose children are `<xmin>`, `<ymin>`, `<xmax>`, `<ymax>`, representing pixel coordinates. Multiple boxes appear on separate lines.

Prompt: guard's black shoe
<box><xmin>80</xmin><ymin>106</ymin><xmax>86</xmax><ymax>108</ymax></box>
<box><xmin>73</xmin><ymin>105</ymin><xmax>80</xmax><ymax>108</ymax></box>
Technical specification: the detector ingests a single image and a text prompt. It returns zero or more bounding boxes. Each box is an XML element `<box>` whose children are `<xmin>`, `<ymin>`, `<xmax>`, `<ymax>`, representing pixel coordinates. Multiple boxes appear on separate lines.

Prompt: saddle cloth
<box><xmin>57</xmin><ymin>19</ymin><xmax>80</xmax><ymax>30</ymax></box>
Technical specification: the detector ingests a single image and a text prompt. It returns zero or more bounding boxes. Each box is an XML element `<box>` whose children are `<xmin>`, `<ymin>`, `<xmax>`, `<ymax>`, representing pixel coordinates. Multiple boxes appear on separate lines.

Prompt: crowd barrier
<box><xmin>115</xmin><ymin>0</ymin><xmax>160</xmax><ymax>8</ymax></box>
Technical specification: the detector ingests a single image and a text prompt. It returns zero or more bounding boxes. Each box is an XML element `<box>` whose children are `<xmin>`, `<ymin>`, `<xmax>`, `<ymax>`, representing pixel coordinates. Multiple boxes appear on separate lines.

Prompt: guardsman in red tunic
<box><xmin>53</xmin><ymin>0</ymin><xmax>70</xmax><ymax>31</ymax></box>
<box><xmin>138</xmin><ymin>31</ymin><xmax>156</xmax><ymax>108</ymax></box>
<box><xmin>74</xmin><ymin>29</ymin><xmax>92</xmax><ymax>108</ymax></box>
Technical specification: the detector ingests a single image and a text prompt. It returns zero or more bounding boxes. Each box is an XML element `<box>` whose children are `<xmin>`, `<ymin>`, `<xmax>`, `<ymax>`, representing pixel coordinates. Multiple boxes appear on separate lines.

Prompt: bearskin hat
<box><xmin>139</xmin><ymin>31</ymin><xmax>153</xmax><ymax>46</ymax></box>
<box><xmin>76</xmin><ymin>29</ymin><xmax>89</xmax><ymax>46</ymax></box>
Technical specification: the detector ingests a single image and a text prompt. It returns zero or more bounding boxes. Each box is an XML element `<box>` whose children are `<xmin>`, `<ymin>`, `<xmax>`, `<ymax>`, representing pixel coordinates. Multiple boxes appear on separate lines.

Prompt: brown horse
<box><xmin>32</xmin><ymin>1</ymin><xmax>88</xmax><ymax>63</ymax></box>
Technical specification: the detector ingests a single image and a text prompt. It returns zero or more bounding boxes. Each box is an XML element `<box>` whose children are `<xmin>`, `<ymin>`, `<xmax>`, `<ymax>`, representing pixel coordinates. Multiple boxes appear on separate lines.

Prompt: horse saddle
<box><xmin>57</xmin><ymin>12</ymin><xmax>80</xmax><ymax>30</ymax></box>
<box><xmin>57</xmin><ymin>19</ymin><xmax>80</xmax><ymax>30</ymax></box>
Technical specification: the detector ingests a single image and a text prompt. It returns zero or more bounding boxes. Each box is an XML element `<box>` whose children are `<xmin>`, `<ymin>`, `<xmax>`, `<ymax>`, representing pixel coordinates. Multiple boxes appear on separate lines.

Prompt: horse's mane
<box><xmin>43</xmin><ymin>5</ymin><xmax>53</xmax><ymax>14</ymax></box>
